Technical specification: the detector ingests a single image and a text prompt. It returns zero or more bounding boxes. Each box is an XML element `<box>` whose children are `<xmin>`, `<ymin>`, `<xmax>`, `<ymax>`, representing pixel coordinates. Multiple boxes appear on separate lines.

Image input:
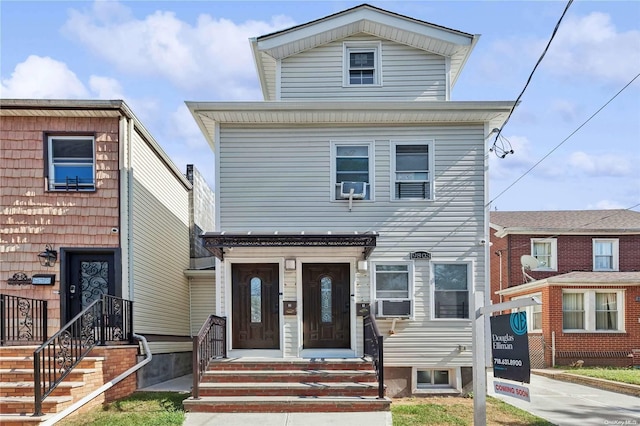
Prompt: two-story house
<box><xmin>188</xmin><ymin>4</ymin><xmax>513</xmax><ymax>398</ymax></box>
<box><xmin>0</xmin><ymin>99</ymin><xmax>215</xmax><ymax>396</ymax></box>
<box><xmin>490</xmin><ymin>209</ymin><xmax>640</xmax><ymax>368</ymax></box>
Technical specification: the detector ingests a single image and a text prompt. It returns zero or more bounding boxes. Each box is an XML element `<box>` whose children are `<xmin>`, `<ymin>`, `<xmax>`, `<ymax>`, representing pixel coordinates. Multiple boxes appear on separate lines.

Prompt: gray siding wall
<box><xmin>217</xmin><ymin>123</ymin><xmax>485</xmax><ymax>366</ymax></box>
<box><xmin>131</xmin><ymin>129</ymin><xmax>191</xmax><ymax>354</ymax></box>
<box><xmin>189</xmin><ymin>274</ymin><xmax>216</xmax><ymax>335</ymax></box>
<box><xmin>280</xmin><ymin>35</ymin><xmax>446</xmax><ymax>101</ymax></box>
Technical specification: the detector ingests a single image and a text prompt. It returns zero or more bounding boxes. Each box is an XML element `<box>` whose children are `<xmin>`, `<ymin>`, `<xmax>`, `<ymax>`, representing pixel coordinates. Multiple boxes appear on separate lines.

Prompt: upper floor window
<box><xmin>432</xmin><ymin>262</ymin><xmax>470</xmax><ymax>319</ymax></box>
<box><xmin>530</xmin><ymin>238</ymin><xmax>557</xmax><ymax>271</ymax></box>
<box><xmin>373</xmin><ymin>262</ymin><xmax>413</xmax><ymax>318</ymax></box>
<box><xmin>391</xmin><ymin>141</ymin><xmax>433</xmax><ymax>200</ymax></box>
<box><xmin>343</xmin><ymin>42</ymin><xmax>382</xmax><ymax>86</ymax></box>
<box><xmin>331</xmin><ymin>141</ymin><xmax>373</xmax><ymax>200</ymax></box>
<box><xmin>593</xmin><ymin>239</ymin><xmax>619</xmax><ymax>271</ymax></box>
<box><xmin>562</xmin><ymin>290</ymin><xmax>624</xmax><ymax>332</ymax></box>
<box><xmin>46</xmin><ymin>135</ymin><xmax>95</xmax><ymax>191</ymax></box>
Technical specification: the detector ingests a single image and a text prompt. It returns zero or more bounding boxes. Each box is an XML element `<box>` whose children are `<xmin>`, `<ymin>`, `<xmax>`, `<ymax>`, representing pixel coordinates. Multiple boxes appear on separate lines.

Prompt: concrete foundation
<box><xmin>137</xmin><ymin>351</ymin><xmax>192</xmax><ymax>388</ymax></box>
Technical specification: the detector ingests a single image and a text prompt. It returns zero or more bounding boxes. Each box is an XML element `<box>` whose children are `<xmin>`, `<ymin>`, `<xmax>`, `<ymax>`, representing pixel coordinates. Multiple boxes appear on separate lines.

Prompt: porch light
<box><xmin>37</xmin><ymin>244</ymin><xmax>57</xmax><ymax>267</ymax></box>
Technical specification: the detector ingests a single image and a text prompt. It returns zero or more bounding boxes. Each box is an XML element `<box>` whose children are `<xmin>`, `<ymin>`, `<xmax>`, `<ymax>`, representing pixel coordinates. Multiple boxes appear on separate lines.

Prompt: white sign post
<box><xmin>473</xmin><ymin>296</ymin><xmax>541</xmax><ymax>425</ymax></box>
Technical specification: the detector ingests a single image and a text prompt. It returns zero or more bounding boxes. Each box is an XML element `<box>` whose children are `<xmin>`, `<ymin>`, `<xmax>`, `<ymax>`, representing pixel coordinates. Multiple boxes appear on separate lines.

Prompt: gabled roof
<box><xmin>250</xmin><ymin>3</ymin><xmax>478</xmax><ymax>100</ymax></box>
<box><xmin>490</xmin><ymin>209</ymin><xmax>640</xmax><ymax>237</ymax></box>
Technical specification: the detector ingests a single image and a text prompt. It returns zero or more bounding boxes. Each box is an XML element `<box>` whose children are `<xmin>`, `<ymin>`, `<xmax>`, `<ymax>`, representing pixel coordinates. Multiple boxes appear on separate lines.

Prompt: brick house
<box><xmin>489</xmin><ymin>210</ymin><xmax>640</xmax><ymax>367</ymax></box>
<box><xmin>0</xmin><ymin>99</ymin><xmax>214</xmax><ymax>422</ymax></box>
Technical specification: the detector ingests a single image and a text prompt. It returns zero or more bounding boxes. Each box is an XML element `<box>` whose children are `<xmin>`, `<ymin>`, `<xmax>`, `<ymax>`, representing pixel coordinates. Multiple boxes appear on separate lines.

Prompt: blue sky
<box><xmin>2</xmin><ymin>0</ymin><xmax>639</xmax><ymax>212</ymax></box>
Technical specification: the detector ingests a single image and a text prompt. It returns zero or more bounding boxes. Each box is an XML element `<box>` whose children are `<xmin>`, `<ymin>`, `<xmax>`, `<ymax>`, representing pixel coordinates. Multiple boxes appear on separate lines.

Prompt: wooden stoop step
<box><xmin>183</xmin><ymin>358</ymin><xmax>391</xmax><ymax>413</ymax></box>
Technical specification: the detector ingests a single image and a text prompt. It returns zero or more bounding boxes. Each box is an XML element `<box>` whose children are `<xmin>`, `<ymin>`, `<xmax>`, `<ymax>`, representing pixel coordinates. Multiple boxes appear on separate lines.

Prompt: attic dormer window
<box><xmin>343</xmin><ymin>42</ymin><xmax>381</xmax><ymax>86</ymax></box>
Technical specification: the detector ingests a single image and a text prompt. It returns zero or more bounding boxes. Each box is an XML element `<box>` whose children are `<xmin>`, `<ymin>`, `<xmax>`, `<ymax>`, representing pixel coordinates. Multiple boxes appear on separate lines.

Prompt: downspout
<box><xmin>41</xmin><ymin>334</ymin><xmax>152</xmax><ymax>426</ymax></box>
<box><xmin>495</xmin><ymin>249</ymin><xmax>506</xmax><ymax>304</ymax></box>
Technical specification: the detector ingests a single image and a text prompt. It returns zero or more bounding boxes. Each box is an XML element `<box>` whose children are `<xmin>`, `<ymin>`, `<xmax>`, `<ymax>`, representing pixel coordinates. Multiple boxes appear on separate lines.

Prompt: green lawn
<box><xmin>58</xmin><ymin>392</ymin><xmax>552</xmax><ymax>426</ymax></box>
<box><xmin>560</xmin><ymin>367</ymin><xmax>640</xmax><ymax>386</ymax></box>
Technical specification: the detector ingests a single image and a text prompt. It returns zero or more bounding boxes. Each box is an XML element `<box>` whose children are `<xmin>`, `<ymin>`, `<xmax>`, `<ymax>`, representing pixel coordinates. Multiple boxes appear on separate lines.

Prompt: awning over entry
<box><xmin>201</xmin><ymin>232</ymin><xmax>377</xmax><ymax>260</ymax></box>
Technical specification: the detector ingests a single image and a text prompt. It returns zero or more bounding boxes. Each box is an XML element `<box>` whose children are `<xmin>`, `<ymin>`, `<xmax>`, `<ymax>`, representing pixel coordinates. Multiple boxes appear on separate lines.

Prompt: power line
<box><xmin>488</xmin><ymin>72</ymin><xmax>640</xmax><ymax>208</ymax></box>
<box><xmin>491</xmin><ymin>0</ymin><xmax>574</xmax><ymax>156</ymax></box>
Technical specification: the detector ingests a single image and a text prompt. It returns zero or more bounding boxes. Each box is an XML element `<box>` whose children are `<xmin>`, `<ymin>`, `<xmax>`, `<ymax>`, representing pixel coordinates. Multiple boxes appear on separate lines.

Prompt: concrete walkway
<box><xmin>488</xmin><ymin>370</ymin><xmax>640</xmax><ymax>426</ymax></box>
<box><xmin>140</xmin><ymin>374</ymin><xmax>392</xmax><ymax>426</ymax></box>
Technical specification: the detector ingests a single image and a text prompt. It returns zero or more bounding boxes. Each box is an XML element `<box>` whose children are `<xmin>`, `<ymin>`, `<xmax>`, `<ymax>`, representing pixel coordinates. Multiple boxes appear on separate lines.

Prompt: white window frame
<box><xmin>562</xmin><ymin>289</ymin><xmax>625</xmax><ymax>332</ymax></box>
<box><xmin>515</xmin><ymin>293</ymin><xmax>542</xmax><ymax>332</ymax></box>
<box><xmin>330</xmin><ymin>141</ymin><xmax>374</xmax><ymax>201</ymax></box>
<box><xmin>530</xmin><ymin>238</ymin><xmax>558</xmax><ymax>271</ymax></box>
<box><xmin>343</xmin><ymin>41</ymin><xmax>382</xmax><ymax>87</ymax></box>
<box><xmin>414</xmin><ymin>368</ymin><xmax>453</xmax><ymax>390</ymax></box>
<box><xmin>390</xmin><ymin>140</ymin><xmax>435</xmax><ymax>201</ymax></box>
<box><xmin>592</xmin><ymin>238</ymin><xmax>619</xmax><ymax>271</ymax></box>
<box><xmin>372</xmin><ymin>261</ymin><xmax>414</xmax><ymax>319</ymax></box>
<box><xmin>46</xmin><ymin>135</ymin><xmax>96</xmax><ymax>191</ymax></box>
<box><xmin>431</xmin><ymin>261</ymin><xmax>472</xmax><ymax>320</ymax></box>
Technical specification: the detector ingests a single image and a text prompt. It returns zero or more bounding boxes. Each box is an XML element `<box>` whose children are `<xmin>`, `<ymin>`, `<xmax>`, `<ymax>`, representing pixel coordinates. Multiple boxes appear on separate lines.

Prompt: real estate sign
<box><xmin>490</xmin><ymin>312</ymin><xmax>530</xmax><ymax>383</ymax></box>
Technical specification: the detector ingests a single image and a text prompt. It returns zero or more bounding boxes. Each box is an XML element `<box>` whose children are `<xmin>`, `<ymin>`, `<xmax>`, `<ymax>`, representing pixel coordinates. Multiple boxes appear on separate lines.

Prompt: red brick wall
<box><xmin>503</xmin><ymin>285</ymin><xmax>640</xmax><ymax>367</ymax></box>
<box><xmin>1</xmin><ymin>116</ymin><xmax>120</xmax><ymax>334</ymax></box>
<box><xmin>90</xmin><ymin>345</ymin><xmax>139</xmax><ymax>402</ymax></box>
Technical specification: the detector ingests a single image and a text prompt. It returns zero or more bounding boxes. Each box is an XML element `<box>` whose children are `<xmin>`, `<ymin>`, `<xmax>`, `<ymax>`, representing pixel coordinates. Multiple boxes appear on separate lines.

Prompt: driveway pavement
<box><xmin>488</xmin><ymin>371</ymin><xmax>640</xmax><ymax>425</ymax></box>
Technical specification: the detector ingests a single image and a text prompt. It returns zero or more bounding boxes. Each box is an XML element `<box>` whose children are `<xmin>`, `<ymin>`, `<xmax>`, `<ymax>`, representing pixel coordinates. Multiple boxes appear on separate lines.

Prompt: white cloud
<box><xmin>62</xmin><ymin>1</ymin><xmax>297</xmax><ymax>99</ymax></box>
<box><xmin>568</xmin><ymin>151</ymin><xmax>632</xmax><ymax>177</ymax></box>
<box><xmin>489</xmin><ymin>135</ymin><xmax>536</xmax><ymax>179</ymax></box>
<box><xmin>167</xmin><ymin>104</ymin><xmax>208</xmax><ymax>150</ymax></box>
<box><xmin>0</xmin><ymin>55</ymin><xmax>89</xmax><ymax>98</ymax></box>
<box><xmin>551</xmin><ymin>99</ymin><xmax>579</xmax><ymax>123</ymax></box>
<box><xmin>586</xmin><ymin>200</ymin><xmax>628</xmax><ymax>210</ymax></box>
<box><xmin>89</xmin><ymin>75</ymin><xmax>125</xmax><ymax>99</ymax></box>
<box><xmin>544</xmin><ymin>12</ymin><xmax>640</xmax><ymax>83</ymax></box>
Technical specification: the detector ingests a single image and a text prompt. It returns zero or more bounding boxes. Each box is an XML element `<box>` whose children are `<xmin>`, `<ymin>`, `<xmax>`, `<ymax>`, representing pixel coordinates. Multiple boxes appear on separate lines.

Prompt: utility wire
<box><xmin>491</xmin><ymin>0</ymin><xmax>574</xmax><ymax>155</ymax></box>
<box><xmin>488</xmin><ymin>72</ymin><xmax>640</xmax><ymax>208</ymax></box>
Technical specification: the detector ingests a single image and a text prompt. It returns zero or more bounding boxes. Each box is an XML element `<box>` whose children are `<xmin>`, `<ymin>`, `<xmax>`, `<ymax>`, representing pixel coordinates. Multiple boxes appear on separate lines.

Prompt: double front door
<box><xmin>231</xmin><ymin>262</ymin><xmax>352</xmax><ymax>351</ymax></box>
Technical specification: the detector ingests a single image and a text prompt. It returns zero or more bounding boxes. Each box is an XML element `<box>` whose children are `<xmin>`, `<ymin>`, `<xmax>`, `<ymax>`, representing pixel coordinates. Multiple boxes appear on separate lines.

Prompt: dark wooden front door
<box><xmin>302</xmin><ymin>263</ymin><xmax>351</xmax><ymax>349</ymax></box>
<box><xmin>232</xmin><ymin>263</ymin><xmax>280</xmax><ymax>349</ymax></box>
<box><xmin>66</xmin><ymin>253</ymin><xmax>116</xmax><ymax>322</ymax></box>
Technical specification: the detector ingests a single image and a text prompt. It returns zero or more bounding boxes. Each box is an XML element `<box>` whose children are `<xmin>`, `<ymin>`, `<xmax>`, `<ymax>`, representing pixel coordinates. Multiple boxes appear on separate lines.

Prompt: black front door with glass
<box><xmin>302</xmin><ymin>263</ymin><xmax>351</xmax><ymax>349</ymax></box>
<box><xmin>66</xmin><ymin>252</ymin><xmax>116</xmax><ymax>322</ymax></box>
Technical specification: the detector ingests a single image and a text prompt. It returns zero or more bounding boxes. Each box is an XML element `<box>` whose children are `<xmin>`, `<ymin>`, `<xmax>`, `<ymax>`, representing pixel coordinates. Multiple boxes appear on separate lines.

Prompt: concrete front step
<box><xmin>183</xmin><ymin>395</ymin><xmax>391</xmax><ymax>413</ymax></box>
<box><xmin>202</xmin><ymin>369</ymin><xmax>377</xmax><ymax>383</ymax></box>
<box><xmin>0</xmin><ymin>413</ymin><xmax>55</xmax><ymax>426</ymax></box>
<box><xmin>198</xmin><ymin>381</ymin><xmax>380</xmax><ymax>397</ymax></box>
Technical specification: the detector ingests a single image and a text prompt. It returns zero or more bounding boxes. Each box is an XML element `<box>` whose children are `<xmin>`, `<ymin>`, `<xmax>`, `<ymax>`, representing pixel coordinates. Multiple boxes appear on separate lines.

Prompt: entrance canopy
<box><xmin>202</xmin><ymin>232</ymin><xmax>377</xmax><ymax>260</ymax></box>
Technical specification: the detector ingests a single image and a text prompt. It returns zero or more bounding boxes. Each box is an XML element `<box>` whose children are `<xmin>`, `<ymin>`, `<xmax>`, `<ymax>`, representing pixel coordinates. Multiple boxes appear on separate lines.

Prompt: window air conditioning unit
<box><xmin>340</xmin><ymin>181</ymin><xmax>366</xmax><ymax>200</ymax></box>
<box><xmin>376</xmin><ymin>299</ymin><xmax>411</xmax><ymax>318</ymax></box>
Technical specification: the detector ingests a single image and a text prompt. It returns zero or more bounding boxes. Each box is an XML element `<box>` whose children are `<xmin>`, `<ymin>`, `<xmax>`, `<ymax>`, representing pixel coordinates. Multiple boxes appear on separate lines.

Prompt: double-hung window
<box><xmin>332</xmin><ymin>141</ymin><xmax>373</xmax><ymax>200</ymax></box>
<box><xmin>343</xmin><ymin>42</ymin><xmax>381</xmax><ymax>86</ymax></box>
<box><xmin>516</xmin><ymin>293</ymin><xmax>542</xmax><ymax>332</ymax></box>
<box><xmin>593</xmin><ymin>239</ymin><xmax>619</xmax><ymax>271</ymax></box>
<box><xmin>46</xmin><ymin>135</ymin><xmax>96</xmax><ymax>191</ymax></box>
<box><xmin>392</xmin><ymin>141</ymin><xmax>433</xmax><ymax>200</ymax></box>
<box><xmin>531</xmin><ymin>238</ymin><xmax>557</xmax><ymax>270</ymax></box>
<box><xmin>433</xmin><ymin>262</ymin><xmax>470</xmax><ymax>319</ymax></box>
<box><xmin>373</xmin><ymin>263</ymin><xmax>412</xmax><ymax>318</ymax></box>
<box><xmin>563</xmin><ymin>290</ymin><xmax>624</xmax><ymax>331</ymax></box>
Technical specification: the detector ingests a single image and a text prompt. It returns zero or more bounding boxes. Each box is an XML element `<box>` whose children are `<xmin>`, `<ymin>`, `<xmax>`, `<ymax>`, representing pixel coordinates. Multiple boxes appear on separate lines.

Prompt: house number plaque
<box><xmin>410</xmin><ymin>251</ymin><xmax>431</xmax><ymax>260</ymax></box>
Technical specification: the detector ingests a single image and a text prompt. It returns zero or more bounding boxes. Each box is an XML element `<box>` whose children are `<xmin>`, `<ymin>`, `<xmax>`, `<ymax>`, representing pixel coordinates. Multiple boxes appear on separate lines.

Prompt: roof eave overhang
<box><xmin>497</xmin><ymin>276</ymin><xmax>640</xmax><ymax>295</ymax></box>
<box><xmin>493</xmin><ymin>228</ymin><xmax>640</xmax><ymax>238</ymax></box>
<box><xmin>202</xmin><ymin>232</ymin><xmax>378</xmax><ymax>260</ymax></box>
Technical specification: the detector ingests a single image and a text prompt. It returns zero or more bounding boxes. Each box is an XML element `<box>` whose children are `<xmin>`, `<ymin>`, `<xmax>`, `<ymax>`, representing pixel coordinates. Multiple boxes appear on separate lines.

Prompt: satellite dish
<box><xmin>520</xmin><ymin>255</ymin><xmax>541</xmax><ymax>283</ymax></box>
<box><xmin>521</xmin><ymin>255</ymin><xmax>541</xmax><ymax>270</ymax></box>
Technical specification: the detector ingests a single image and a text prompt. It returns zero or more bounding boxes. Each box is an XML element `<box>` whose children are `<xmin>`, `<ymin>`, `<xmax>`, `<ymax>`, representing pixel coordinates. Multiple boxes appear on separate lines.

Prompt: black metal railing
<box><xmin>33</xmin><ymin>295</ymin><xmax>133</xmax><ymax>416</ymax></box>
<box><xmin>1</xmin><ymin>294</ymin><xmax>48</xmax><ymax>346</ymax></box>
<box><xmin>192</xmin><ymin>315</ymin><xmax>226</xmax><ymax>399</ymax></box>
<box><xmin>363</xmin><ymin>312</ymin><xmax>385</xmax><ymax>399</ymax></box>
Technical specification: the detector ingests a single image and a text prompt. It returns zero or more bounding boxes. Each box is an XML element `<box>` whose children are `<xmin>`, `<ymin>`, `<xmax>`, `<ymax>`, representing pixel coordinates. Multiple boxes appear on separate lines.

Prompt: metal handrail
<box><xmin>0</xmin><ymin>294</ymin><xmax>48</xmax><ymax>346</ymax></box>
<box><xmin>192</xmin><ymin>315</ymin><xmax>226</xmax><ymax>399</ymax></box>
<box><xmin>363</xmin><ymin>310</ymin><xmax>385</xmax><ymax>399</ymax></box>
<box><xmin>33</xmin><ymin>295</ymin><xmax>133</xmax><ymax>416</ymax></box>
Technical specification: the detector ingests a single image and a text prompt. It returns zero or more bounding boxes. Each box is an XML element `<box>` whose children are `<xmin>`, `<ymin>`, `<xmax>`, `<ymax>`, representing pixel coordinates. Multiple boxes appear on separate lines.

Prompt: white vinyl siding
<box><xmin>280</xmin><ymin>36</ymin><xmax>447</xmax><ymax>101</ymax></box>
<box><xmin>217</xmin><ymin>123</ymin><xmax>485</xmax><ymax>366</ymax></box>
<box><xmin>131</xmin><ymin>129</ymin><xmax>191</xmax><ymax>343</ymax></box>
<box><xmin>189</xmin><ymin>274</ymin><xmax>216</xmax><ymax>335</ymax></box>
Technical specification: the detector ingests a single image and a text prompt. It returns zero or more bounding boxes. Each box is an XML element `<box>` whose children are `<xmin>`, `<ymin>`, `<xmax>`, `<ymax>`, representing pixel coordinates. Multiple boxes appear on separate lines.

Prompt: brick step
<box><xmin>183</xmin><ymin>395</ymin><xmax>391</xmax><ymax>413</ymax></box>
<box><xmin>0</xmin><ymin>395</ymin><xmax>73</xmax><ymax>415</ymax></box>
<box><xmin>0</xmin><ymin>347</ymin><xmax>41</xmax><ymax>358</ymax></box>
<box><xmin>0</xmin><ymin>356</ymin><xmax>104</xmax><ymax>370</ymax></box>
<box><xmin>0</xmin><ymin>413</ymin><xmax>54</xmax><ymax>426</ymax></box>
<box><xmin>0</xmin><ymin>368</ymin><xmax>98</xmax><ymax>383</ymax></box>
<box><xmin>208</xmin><ymin>359</ymin><xmax>374</xmax><ymax>371</ymax></box>
<box><xmin>0</xmin><ymin>381</ymin><xmax>87</xmax><ymax>398</ymax></box>
<box><xmin>202</xmin><ymin>369</ymin><xmax>377</xmax><ymax>383</ymax></box>
<box><xmin>198</xmin><ymin>381</ymin><xmax>380</xmax><ymax>397</ymax></box>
